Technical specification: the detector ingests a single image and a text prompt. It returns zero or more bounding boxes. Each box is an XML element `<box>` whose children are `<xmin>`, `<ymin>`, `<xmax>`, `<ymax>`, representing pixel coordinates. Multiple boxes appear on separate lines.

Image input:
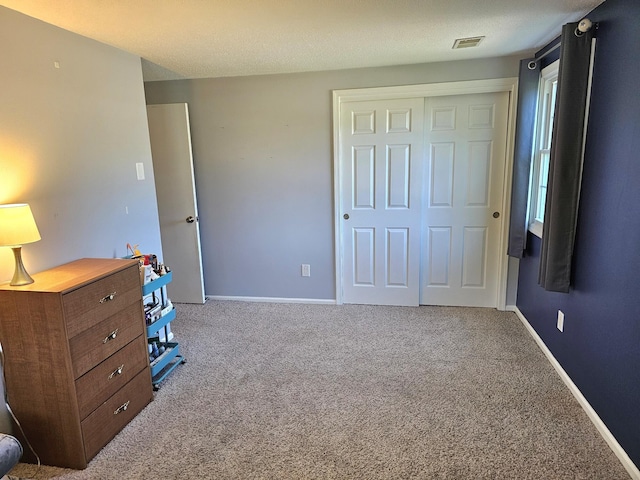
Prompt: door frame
<box><xmin>333</xmin><ymin>78</ymin><xmax>519</xmax><ymax>309</ymax></box>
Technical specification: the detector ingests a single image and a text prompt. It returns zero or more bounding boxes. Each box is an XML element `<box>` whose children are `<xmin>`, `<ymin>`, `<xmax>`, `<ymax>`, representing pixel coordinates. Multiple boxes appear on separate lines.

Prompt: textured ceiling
<box><xmin>0</xmin><ymin>0</ymin><xmax>604</xmax><ymax>81</ymax></box>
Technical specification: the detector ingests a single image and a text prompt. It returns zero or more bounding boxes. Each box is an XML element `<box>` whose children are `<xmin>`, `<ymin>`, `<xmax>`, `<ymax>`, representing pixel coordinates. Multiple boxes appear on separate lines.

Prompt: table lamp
<box><xmin>0</xmin><ymin>204</ymin><xmax>41</xmax><ymax>286</ymax></box>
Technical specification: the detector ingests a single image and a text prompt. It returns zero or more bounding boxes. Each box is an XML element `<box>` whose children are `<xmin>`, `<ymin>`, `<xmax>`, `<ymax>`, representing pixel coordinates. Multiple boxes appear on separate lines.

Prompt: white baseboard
<box><xmin>207</xmin><ymin>295</ymin><xmax>337</xmax><ymax>305</ymax></box>
<box><xmin>512</xmin><ymin>307</ymin><xmax>640</xmax><ymax>480</ymax></box>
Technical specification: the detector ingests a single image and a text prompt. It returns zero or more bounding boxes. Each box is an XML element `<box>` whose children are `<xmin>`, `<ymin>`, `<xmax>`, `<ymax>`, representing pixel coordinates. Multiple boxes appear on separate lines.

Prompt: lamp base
<box><xmin>10</xmin><ymin>246</ymin><xmax>34</xmax><ymax>286</ymax></box>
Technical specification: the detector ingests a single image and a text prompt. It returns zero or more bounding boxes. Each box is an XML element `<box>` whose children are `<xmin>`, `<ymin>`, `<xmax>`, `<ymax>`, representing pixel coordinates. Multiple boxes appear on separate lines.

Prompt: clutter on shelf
<box><xmin>127</xmin><ymin>243</ymin><xmax>170</xmax><ymax>285</ymax></box>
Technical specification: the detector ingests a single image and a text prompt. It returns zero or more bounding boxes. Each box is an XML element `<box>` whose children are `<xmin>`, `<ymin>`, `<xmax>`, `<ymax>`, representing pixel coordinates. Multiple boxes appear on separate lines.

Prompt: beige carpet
<box><xmin>8</xmin><ymin>301</ymin><xmax>631</xmax><ymax>479</ymax></box>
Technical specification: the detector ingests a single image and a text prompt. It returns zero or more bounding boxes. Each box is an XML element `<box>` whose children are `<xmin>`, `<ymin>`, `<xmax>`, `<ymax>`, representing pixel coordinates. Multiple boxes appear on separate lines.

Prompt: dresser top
<box><xmin>0</xmin><ymin>258</ymin><xmax>139</xmax><ymax>294</ymax></box>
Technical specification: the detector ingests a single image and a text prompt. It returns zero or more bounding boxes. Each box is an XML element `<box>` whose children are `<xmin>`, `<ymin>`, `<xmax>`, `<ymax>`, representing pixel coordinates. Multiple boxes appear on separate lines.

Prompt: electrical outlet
<box><xmin>301</xmin><ymin>264</ymin><xmax>311</xmax><ymax>277</ymax></box>
<box><xmin>557</xmin><ymin>310</ymin><xmax>565</xmax><ymax>332</ymax></box>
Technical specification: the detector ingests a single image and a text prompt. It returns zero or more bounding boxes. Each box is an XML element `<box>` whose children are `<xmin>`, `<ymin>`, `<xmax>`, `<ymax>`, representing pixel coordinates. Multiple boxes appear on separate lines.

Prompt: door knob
<box><xmin>186</xmin><ymin>216</ymin><xmax>196</xmax><ymax>223</ymax></box>
<box><xmin>343</xmin><ymin>214</ymin><xmax>350</xmax><ymax>220</ymax></box>
<box><xmin>493</xmin><ymin>212</ymin><xmax>500</xmax><ymax>218</ymax></box>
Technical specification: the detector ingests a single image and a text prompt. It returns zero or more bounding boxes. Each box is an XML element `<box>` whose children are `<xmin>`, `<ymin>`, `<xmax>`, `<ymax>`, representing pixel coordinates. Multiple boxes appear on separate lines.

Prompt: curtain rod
<box><xmin>527</xmin><ymin>17</ymin><xmax>595</xmax><ymax>70</ymax></box>
<box><xmin>528</xmin><ymin>42</ymin><xmax>561</xmax><ymax>70</ymax></box>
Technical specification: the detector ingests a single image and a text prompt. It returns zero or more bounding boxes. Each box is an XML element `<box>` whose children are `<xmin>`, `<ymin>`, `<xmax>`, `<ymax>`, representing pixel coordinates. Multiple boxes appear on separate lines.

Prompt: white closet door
<box><xmin>421</xmin><ymin>92</ymin><xmax>509</xmax><ymax>307</ymax></box>
<box><xmin>340</xmin><ymin>98</ymin><xmax>425</xmax><ymax>306</ymax></box>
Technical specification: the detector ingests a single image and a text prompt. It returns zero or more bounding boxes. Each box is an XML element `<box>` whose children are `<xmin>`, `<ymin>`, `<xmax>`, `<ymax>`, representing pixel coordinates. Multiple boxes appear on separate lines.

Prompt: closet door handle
<box><xmin>186</xmin><ymin>216</ymin><xmax>196</xmax><ymax>223</ymax></box>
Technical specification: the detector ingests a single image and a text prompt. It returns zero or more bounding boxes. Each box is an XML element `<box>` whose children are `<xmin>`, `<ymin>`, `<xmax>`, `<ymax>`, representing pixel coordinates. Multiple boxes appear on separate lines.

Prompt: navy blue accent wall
<box><xmin>516</xmin><ymin>0</ymin><xmax>640</xmax><ymax>466</ymax></box>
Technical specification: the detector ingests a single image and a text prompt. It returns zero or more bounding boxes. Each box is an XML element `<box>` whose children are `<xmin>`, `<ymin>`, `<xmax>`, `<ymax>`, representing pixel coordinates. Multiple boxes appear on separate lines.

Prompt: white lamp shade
<box><xmin>0</xmin><ymin>203</ymin><xmax>41</xmax><ymax>247</ymax></box>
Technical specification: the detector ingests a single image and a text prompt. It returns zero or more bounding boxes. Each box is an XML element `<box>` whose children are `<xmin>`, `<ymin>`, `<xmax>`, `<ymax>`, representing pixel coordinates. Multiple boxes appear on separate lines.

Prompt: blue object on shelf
<box><xmin>133</xmin><ymin>266</ymin><xmax>183</xmax><ymax>390</ymax></box>
<box><xmin>142</xmin><ymin>270</ymin><xmax>173</xmax><ymax>296</ymax></box>
<box><xmin>147</xmin><ymin>307</ymin><xmax>176</xmax><ymax>337</ymax></box>
<box><xmin>150</xmin><ymin>342</ymin><xmax>184</xmax><ymax>386</ymax></box>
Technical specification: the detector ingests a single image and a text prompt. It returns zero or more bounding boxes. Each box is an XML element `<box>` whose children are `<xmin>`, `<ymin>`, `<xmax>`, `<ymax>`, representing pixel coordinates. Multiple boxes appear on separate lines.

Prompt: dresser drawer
<box><xmin>81</xmin><ymin>369</ymin><xmax>152</xmax><ymax>462</ymax></box>
<box><xmin>76</xmin><ymin>336</ymin><xmax>149</xmax><ymax>419</ymax></box>
<box><xmin>69</xmin><ymin>301</ymin><xmax>145</xmax><ymax>379</ymax></box>
<box><xmin>63</xmin><ymin>265</ymin><xmax>142</xmax><ymax>339</ymax></box>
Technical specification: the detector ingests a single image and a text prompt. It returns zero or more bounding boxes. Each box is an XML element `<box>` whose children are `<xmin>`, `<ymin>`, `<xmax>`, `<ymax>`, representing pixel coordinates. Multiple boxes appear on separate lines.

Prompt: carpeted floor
<box><xmin>8</xmin><ymin>301</ymin><xmax>632</xmax><ymax>479</ymax></box>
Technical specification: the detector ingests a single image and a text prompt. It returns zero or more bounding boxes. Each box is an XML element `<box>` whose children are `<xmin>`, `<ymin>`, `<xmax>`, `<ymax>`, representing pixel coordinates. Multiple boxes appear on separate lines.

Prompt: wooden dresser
<box><xmin>0</xmin><ymin>258</ymin><xmax>153</xmax><ymax>469</ymax></box>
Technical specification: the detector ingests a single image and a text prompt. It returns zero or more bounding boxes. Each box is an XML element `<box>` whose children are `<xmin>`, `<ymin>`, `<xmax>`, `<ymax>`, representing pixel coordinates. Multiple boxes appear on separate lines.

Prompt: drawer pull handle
<box><xmin>103</xmin><ymin>329</ymin><xmax>119</xmax><ymax>343</ymax></box>
<box><xmin>99</xmin><ymin>292</ymin><xmax>117</xmax><ymax>304</ymax></box>
<box><xmin>113</xmin><ymin>400</ymin><xmax>130</xmax><ymax>415</ymax></box>
<box><xmin>108</xmin><ymin>364</ymin><xmax>125</xmax><ymax>380</ymax></box>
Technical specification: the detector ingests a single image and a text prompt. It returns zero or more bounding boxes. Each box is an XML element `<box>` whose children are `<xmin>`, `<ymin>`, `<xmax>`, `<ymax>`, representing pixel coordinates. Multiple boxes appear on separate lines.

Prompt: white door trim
<box><xmin>333</xmin><ymin>78</ymin><xmax>519</xmax><ymax>309</ymax></box>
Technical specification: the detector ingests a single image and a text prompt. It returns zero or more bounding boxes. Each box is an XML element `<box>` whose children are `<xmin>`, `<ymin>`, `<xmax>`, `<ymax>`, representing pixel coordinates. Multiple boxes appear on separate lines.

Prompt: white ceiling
<box><xmin>0</xmin><ymin>0</ymin><xmax>603</xmax><ymax>81</ymax></box>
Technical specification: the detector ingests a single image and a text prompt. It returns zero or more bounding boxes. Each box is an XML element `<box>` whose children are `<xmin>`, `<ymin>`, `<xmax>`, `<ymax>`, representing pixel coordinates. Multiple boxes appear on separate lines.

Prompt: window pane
<box><xmin>544</xmin><ymin>81</ymin><xmax>558</xmax><ymax>149</ymax></box>
<box><xmin>535</xmin><ymin>151</ymin><xmax>550</xmax><ymax>222</ymax></box>
<box><xmin>528</xmin><ymin>59</ymin><xmax>558</xmax><ymax>237</ymax></box>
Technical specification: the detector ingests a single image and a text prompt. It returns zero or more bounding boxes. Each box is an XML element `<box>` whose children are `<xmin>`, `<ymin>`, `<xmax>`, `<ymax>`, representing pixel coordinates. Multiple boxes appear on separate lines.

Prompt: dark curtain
<box><xmin>538</xmin><ymin>22</ymin><xmax>595</xmax><ymax>292</ymax></box>
<box><xmin>507</xmin><ymin>59</ymin><xmax>540</xmax><ymax>258</ymax></box>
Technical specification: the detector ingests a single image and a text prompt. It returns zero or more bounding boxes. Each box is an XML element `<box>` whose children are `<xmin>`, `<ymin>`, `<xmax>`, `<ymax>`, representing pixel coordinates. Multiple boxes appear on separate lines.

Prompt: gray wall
<box><xmin>0</xmin><ymin>6</ymin><xmax>162</xmax><ymax>282</ymax></box>
<box><xmin>145</xmin><ymin>57</ymin><xmax>522</xmax><ymax>301</ymax></box>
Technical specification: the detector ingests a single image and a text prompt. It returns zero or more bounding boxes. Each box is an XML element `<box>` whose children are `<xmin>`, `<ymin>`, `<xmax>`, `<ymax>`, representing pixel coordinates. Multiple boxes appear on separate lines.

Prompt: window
<box><xmin>529</xmin><ymin>60</ymin><xmax>559</xmax><ymax>238</ymax></box>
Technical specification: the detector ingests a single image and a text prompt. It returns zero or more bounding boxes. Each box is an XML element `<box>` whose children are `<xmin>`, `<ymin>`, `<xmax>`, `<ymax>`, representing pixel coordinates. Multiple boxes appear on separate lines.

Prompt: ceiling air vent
<box><xmin>452</xmin><ymin>36</ymin><xmax>485</xmax><ymax>49</ymax></box>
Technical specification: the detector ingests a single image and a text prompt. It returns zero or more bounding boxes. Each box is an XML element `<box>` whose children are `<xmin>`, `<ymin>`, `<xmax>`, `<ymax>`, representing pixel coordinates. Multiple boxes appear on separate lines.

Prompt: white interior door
<box><xmin>421</xmin><ymin>92</ymin><xmax>509</xmax><ymax>307</ymax></box>
<box><xmin>147</xmin><ymin>103</ymin><xmax>205</xmax><ymax>304</ymax></box>
<box><xmin>339</xmin><ymin>98</ymin><xmax>425</xmax><ymax>306</ymax></box>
